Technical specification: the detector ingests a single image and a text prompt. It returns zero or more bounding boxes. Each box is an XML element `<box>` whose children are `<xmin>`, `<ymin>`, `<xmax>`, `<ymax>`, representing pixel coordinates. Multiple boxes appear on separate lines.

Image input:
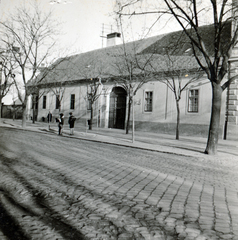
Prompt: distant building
<box><xmin>2</xmin><ymin>99</ymin><xmax>22</xmax><ymax>119</ymax></box>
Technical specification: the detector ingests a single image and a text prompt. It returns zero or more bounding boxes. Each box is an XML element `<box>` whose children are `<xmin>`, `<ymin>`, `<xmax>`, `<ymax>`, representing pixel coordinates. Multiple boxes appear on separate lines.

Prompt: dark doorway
<box><xmin>109</xmin><ymin>87</ymin><xmax>127</xmax><ymax>129</ymax></box>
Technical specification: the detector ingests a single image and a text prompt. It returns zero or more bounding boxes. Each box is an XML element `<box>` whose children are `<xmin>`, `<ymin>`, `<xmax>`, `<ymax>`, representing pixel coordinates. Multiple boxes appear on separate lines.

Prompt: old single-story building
<box><xmin>27</xmin><ymin>21</ymin><xmax>238</xmax><ymax>138</ymax></box>
<box><xmin>2</xmin><ymin>99</ymin><xmax>23</xmax><ymax>119</ymax></box>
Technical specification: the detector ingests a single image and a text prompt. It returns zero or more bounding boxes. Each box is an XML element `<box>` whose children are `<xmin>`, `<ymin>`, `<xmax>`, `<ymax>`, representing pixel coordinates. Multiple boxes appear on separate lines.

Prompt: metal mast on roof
<box><xmin>100</xmin><ymin>24</ymin><xmax>115</xmax><ymax>48</ymax></box>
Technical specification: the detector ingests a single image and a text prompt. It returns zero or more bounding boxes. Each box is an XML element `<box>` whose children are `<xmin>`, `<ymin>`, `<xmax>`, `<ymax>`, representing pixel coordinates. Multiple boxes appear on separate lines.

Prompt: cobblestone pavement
<box><xmin>0</xmin><ymin>127</ymin><xmax>238</xmax><ymax>239</ymax></box>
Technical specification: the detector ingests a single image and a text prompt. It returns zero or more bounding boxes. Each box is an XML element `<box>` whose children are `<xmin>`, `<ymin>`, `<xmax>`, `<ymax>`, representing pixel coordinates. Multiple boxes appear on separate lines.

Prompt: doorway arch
<box><xmin>108</xmin><ymin>87</ymin><xmax>127</xmax><ymax>129</ymax></box>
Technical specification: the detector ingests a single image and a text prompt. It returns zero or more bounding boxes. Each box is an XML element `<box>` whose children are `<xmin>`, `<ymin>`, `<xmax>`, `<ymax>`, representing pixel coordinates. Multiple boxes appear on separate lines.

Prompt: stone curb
<box><xmin>1</xmin><ymin>120</ymin><xmax>237</xmax><ymax>160</ymax></box>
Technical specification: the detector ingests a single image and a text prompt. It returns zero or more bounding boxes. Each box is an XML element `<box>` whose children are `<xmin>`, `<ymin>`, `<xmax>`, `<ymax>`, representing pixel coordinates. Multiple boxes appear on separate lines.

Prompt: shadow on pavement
<box><xmin>0</xmin><ymin>154</ymin><xmax>88</xmax><ymax>240</ymax></box>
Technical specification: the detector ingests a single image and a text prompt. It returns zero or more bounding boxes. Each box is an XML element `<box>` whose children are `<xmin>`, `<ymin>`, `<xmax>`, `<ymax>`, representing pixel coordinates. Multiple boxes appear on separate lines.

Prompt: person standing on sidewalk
<box><xmin>47</xmin><ymin>111</ymin><xmax>52</xmax><ymax>130</ymax></box>
<box><xmin>68</xmin><ymin>112</ymin><xmax>76</xmax><ymax>135</ymax></box>
<box><xmin>58</xmin><ymin>113</ymin><xmax>64</xmax><ymax>135</ymax></box>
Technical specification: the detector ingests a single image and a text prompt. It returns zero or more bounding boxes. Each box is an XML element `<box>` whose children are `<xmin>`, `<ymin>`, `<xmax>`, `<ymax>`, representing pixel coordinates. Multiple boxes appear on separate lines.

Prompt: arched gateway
<box><xmin>108</xmin><ymin>87</ymin><xmax>127</xmax><ymax>129</ymax></box>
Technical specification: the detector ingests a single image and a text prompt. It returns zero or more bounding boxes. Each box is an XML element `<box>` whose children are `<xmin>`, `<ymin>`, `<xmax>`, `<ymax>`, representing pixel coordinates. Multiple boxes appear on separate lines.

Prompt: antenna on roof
<box><xmin>100</xmin><ymin>24</ymin><xmax>115</xmax><ymax>48</ymax></box>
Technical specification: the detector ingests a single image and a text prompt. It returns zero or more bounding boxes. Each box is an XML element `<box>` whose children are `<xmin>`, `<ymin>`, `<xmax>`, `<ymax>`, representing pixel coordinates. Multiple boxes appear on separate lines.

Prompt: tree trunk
<box><xmin>22</xmin><ymin>102</ymin><xmax>27</xmax><ymax>128</ymax></box>
<box><xmin>89</xmin><ymin>105</ymin><xmax>93</xmax><ymax>130</ymax></box>
<box><xmin>0</xmin><ymin>95</ymin><xmax>2</xmax><ymax>119</ymax></box>
<box><xmin>126</xmin><ymin>96</ymin><xmax>132</xmax><ymax>134</ymax></box>
<box><xmin>205</xmin><ymin>82</ymin><xmax>223</xmax><ymax>155</ymax></box>
<box><xmin>176</xmin><ymin>100</ymin><xmax>180</xmax><ymax>140</ymax></box>
<box><xmin>13</xmin><ymin>104</ymin><xmax>15</xmax><ymax>121</ymax></box>
<box><xmin>32</xmin><ymin>95</ymin><xmax>36</xmax><ymax>124</ymax></box>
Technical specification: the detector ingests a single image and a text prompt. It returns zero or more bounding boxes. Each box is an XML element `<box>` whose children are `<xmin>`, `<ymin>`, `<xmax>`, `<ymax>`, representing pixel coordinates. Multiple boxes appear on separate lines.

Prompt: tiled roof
<box><xmin>141</xmin><ymin>21</ymin><xmax>231</xmax><ymax>56</ymax></box>
<box><xmin>34</xmin><ymin>21</ymin><xmax>231</xmax><ymax>86</ymax></box>
<box><xmin>36</xmin><ymin>36</ymin><xmax>166</xmax><ymax>85</ymax></box>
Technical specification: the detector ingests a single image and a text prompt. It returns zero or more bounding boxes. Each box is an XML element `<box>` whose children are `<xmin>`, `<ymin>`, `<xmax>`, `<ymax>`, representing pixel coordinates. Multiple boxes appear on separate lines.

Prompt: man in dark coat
<box><xmin>58</xmin><ymin>113</ymin><xmax>64</xmax><ymax>135</ymax></box>
<box><xmin>68</xmin><ymin>112</ymin><xmax>76</xmax><ymax>135</ymax></box>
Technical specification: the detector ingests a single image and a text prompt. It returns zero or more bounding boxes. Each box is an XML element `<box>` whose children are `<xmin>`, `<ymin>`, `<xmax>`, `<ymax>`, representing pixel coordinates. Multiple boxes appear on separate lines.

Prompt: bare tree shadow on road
<box><xmin>0</xmin><ymin>198</ymin><xmax>29</xmax><ymax>240</ymax></box>
<box><xmin>0</xmin><ymin>154</ymin><xmax>88</xmax><ymax>240</ymax></box>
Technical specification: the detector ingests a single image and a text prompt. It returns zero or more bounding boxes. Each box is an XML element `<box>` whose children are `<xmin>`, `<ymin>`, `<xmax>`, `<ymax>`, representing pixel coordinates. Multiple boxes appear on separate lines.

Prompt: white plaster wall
<box><xmin>35</xmin><ymin>77</ymin><xmax>227</xmax><ymax>127</ymax></box>
<box><xmin>132</xmin><ymin>77</ymin><xmax>226</xmax><ymax>126</ymax></box>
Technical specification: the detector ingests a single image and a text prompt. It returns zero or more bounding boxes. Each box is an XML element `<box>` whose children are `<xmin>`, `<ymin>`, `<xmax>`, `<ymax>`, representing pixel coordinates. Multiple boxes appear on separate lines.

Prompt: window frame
<box><xmin>188</xmin><ymin>89</ymin><xmax>199</xmax><ymax>113</ymax></box>
<box><xmin>56</xmin><ymin>95</ymin><xmax>60</xmax><ymax>110</ymax></box>
<box><xmin>144</xmin><ymin>91</ymin><xmax>153</xmax><ymax>112</ymax></box>
<box><xmin>70</xmin><ymin>94</ymin><xmax>75</xmax><ymax>110</ymax></box>
<box><xmin>42</xmin><ymin>95</ymin><xmax>47</xmax><ymax>109</ymax></box>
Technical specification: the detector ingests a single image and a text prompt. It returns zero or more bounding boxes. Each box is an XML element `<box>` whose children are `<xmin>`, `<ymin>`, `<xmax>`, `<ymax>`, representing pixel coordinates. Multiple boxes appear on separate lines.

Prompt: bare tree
<box><xmin>67</xmin><ymin>56</ymin><xmax>105</xmax><ymax>130</ymax></box>
<box><xmin>0</xmin><ymin>49</ymin><xmax>16</xmax><ymax>117</ymax></box>
<box><xmin>110</xmin><ymin>50</ymin><xmax>154</xmax><ymax>137</ymax></box>
<box><xmin>153</xmin><ymin>54</ymin><xmax>204</xmax><ymax>140</ymax></box>
<box><xmin>30</xmin><ymin>89</ymin><xmax>47</xmax><ymax>124</ymax></box>
<box><xmin>116</xmin><ymin>0</ymin><xmax>238</xmax><ymax>155</ymax></box>
<box><xmin>50</xmin><ymin>84</ymin><xmax>66</xmax><ymax>113</ymax></box>
<box><xmin>86</xmin><ymin>78</ymin><xmax>103</xmax><ymax>130</ymax></box>
<box><xmin>108</xmin><ymin>17</ymin><xmax>154</xmax><ymax>137</ymax></box>
<box><xmin>27</xmin><ymin>57</ymin><xmax>71</xmax><ymax>123</ymax></box>
<box><xmin>0</xmin><ymin>1</ymin><xmax>60</xmax><ymax>128</ymax></box>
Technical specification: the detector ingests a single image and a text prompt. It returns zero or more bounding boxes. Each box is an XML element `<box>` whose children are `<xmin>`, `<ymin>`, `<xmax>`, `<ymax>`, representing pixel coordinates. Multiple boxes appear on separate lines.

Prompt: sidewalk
<box><xmin>1</xmin><ymin>118</ymin><xmax>237</xmax><ymax>160</ymax></box>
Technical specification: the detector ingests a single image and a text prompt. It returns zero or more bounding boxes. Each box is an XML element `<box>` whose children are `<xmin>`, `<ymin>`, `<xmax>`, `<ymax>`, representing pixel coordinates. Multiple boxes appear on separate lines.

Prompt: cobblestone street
<box><xmin>0</xmin><ymin>127</ymin><xmax>238</xmax><ymax>239</ymax></box>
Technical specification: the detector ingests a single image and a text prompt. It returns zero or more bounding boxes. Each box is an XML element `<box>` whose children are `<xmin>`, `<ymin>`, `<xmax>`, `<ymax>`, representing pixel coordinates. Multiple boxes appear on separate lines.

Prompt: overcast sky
<box><xmin>0</xmin><ymin>0</ymin><xmax>179</xmax><ymax>54</ymax></box>
<box><xmin>0</xmin><ymin>0</ymin><xmax>118</xmax><ymax>53</ymax></box>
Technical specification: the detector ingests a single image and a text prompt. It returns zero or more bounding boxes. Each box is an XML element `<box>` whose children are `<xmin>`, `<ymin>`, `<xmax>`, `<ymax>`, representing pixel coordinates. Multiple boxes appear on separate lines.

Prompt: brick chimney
<box><xmin>106</xmin><ymin>32</ymin><xmax>121</xmax><ymax>47</ymax></box>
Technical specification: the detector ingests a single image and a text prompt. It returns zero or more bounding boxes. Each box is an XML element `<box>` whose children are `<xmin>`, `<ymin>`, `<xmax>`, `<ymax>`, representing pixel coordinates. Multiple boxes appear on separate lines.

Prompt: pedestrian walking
<box><xmin>57</xmin><ymin>113</ymin><xmax>64</xmax><ymax>135</ymax></box>
<box><xmin>47</xmin><ymin>111</ymin><xmax>52</xmax><ymax>130</ymax></box>
<box><xmin>68</xmin><ymin>112</ymin><xmax>76</xmax><ymax>135</ymax></box>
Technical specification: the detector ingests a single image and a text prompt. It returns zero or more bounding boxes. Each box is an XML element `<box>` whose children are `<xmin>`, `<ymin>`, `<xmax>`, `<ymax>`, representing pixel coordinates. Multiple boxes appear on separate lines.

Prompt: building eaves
<box><xmin>33</xmin><ymin>22</ymin><xmax>231</xmax><ymax>88</ymax></box>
